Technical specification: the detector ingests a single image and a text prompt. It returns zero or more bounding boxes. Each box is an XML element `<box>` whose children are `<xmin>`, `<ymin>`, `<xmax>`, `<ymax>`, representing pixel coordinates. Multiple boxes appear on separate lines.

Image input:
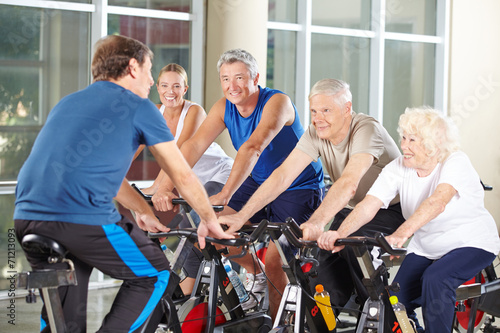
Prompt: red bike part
<box><xmin>181</xmin><ymin>302</ymin><xmax>227</xmax><ymax>332</ymax></box>
<box><xmin>455</xmin><ymin>274</ymin><xmax>486</xmax><ymax>330</ymax></box>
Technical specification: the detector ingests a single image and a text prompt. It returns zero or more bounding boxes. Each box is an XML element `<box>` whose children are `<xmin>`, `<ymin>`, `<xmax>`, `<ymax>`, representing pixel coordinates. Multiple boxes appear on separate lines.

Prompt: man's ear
<box><xmin>344</xmin><ymin>101</ymin><xmax>352</xmax><ymax>116</ymax></box>
<box><xmin>253</xmin><ymin>73</ymin><xmax>260</xmax><ymax>86</ymax></box>
<box><xmin>128</xmin><ymin>58</ymin><xmax>139</xmax><ymax>78</ymax></box>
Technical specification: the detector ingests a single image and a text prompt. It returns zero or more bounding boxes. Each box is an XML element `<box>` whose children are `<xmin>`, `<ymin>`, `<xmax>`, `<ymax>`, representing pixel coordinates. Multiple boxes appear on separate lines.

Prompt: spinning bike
<box><xmin>275</xmin><ymin>218</ymin><xmax>409</xmax><ymax>333</ymax></box>
<box><xmin>453</xmin><ymin>258</ymin><xmax>500</xmax><ymax>333</ymax></box>
<box><xmin>17</xmin><ymin>234</ymin><xmax>78</xmax><ymax>333</ymax></box>
<box><xmin>149</xmin><ymin>212</ymin><xmax>273</xmax><ymax>333</ymax></box>
<box><xmin>452</xmin><ymin>181</ymin><xmax>500</xmax><ymax>333</ymax></box>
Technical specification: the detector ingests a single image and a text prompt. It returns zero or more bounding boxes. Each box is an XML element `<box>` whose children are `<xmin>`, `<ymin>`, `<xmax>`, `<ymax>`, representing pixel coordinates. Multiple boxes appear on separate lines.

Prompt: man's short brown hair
<box><xmin>91</xmin><ymin>35</ymin><xmax>153</xmax><ymax>82</ymax></box>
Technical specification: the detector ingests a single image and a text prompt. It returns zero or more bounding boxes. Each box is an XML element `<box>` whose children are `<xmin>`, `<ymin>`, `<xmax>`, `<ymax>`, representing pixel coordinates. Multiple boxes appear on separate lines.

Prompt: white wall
<box><xmin>449</xmin><ymin>0</ymin><xmax>500</xmax><ymax>232</ymax></box>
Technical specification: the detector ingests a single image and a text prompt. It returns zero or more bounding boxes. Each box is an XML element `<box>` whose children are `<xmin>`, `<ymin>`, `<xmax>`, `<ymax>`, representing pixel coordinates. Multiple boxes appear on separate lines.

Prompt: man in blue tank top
<box><xmin>151</xmin><ymin>49</ymin><xmax>325</xmax><ymax>314</ymax></box>
<box><xmin>14</xmin><ymin>35</ymin><xmax>231</xmax><ymax>332</ymax></box>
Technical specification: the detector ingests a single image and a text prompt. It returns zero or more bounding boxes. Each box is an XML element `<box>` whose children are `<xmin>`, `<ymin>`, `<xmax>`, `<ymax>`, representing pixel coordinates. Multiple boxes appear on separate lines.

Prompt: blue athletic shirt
<box><xmin>224</xmin><ymin>86</ymin><xmax>324</xmax><ymax>190</ymax></box>
<box><xmin>14</xmin><ymin>81</ymin><xmax>174</xmax><ymax>225</ymax></box>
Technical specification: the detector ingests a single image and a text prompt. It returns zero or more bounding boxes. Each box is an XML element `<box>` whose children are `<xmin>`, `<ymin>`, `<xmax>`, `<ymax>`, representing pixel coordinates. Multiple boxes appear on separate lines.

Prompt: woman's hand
<box><xmin>140</xmin><ymin>185</ymin><xmax>157</xmax><ymax>196</ymax></box>
<box><xmin>151</xmin><ymin>190</ymin><xmax>179</xmax><ymax>213</ymax></box>
<box><xmin>385</xmin><ymin>232</ymin><xmax>409</xmax><ymax>260</ymax></box>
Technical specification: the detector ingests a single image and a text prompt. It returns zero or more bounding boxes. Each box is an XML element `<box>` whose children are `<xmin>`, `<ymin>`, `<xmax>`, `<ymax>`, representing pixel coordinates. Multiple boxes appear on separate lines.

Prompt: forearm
<box><xmin>307</xmin><ymin>177</ymin><xmax>358</xmax><ymax>228</ymax></box>
<box><xmin>336</xmin><ymin>197</ymin><xmax>380</xmax><ymax>237</ymax></box>
<box><xmin>171</xmin><ymin>170</ymin><xmax>217</xmax><ymax>222</ymax></box>
<box><xmin>238</xmin><ymin>167</ymin><xmax>295</xmax><ymax>221</ymax></box>
<box><xmin>156</xmin><ymin>139</ymin><xmax>206</xmax><ymax>194</ymax></box>
<box><xmin>395</xmin><ymin>195</ymin><xmax>447</xmax><ymax>238</ymax></box>
<box><xmin>218</xmin><ymin>145</ymin><xmax>261</xmax><ymax>201</ymax></box>
<box><xmin>114</xmin><ymin>179</ymin><xmax>153</xmax><ymax>216</ymax></box>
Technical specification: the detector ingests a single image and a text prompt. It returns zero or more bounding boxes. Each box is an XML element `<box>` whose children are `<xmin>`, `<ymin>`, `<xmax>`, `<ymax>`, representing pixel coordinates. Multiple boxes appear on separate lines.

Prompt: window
<box><xmin>0</xmin><ymin>0</ymin><xmax>204</xmax><ymax>293</ymax></box>
<box><xmin>267</xmin><ymin>0</ymin><xmax>448</xmax><ymax>139</ymax></box>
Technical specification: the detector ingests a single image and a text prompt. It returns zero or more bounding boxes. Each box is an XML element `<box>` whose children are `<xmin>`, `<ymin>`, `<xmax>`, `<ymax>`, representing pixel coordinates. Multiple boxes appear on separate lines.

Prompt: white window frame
<box><xmin>0</xmin><ymin>0</ymin><xmax>206</xmax><ymax>292</ymax></box>
<box><xmin>267</xmin><ymin>0</ymin><xmax>450</xmax><ymax>127</ymax></box>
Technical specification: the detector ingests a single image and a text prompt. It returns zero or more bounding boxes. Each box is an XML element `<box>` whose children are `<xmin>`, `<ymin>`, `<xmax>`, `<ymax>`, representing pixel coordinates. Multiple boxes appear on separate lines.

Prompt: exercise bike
<box><xmin>275</xmin><ymin>217</ymin><xmax>409</xmax><ymax>333</ymax></box>
<box><xmin>453</xmin><ymin>257</ymin><xmax>500</xmax><ymax>333</ymax></box>
<box><xmin>17</xmin><ymin>234</ymin><xmax>78</xmax><ymax>333</ymax></box>
<box><xmin>148</xmin><ymin>212</ymin><xmax>273</xmax><ymax>333</ymax></box>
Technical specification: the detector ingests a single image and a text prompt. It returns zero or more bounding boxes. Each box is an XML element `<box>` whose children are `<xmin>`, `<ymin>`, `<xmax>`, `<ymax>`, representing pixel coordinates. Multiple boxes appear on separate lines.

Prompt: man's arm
<box><xmin>114</xmin><ymin>178</ymin><xmax>169</xmax><ymax>232</ymax></box>
<box><xmin>219</xmin><ymin>148</ymin><xmax>313</xmax><ymax>233</ymax></box>
<box><xmin>301</xmin><ymin>153</ymin><xmax>375</xmax><ymax>240</ymax></box>
<box><xmin>211</xmin><ymin>93</ymin><xmax>296</xmax><ymax>206</ymax></box>
<box><xmin>148</xmin><ymin>140</ymin><xmax>233</xmax><ymax>247</ymax></box>
<box><xmin>317</xmin><ymin>194</ymin><xmax>383</xmax><ymax>252</ymax></box>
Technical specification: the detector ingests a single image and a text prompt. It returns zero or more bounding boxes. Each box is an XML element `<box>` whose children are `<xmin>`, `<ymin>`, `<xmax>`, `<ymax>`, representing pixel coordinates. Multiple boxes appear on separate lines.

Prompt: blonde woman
<box><xmin>138</xmin><ymin>63</ymin><xmax>233</xmax><ymax>293</ymax></box>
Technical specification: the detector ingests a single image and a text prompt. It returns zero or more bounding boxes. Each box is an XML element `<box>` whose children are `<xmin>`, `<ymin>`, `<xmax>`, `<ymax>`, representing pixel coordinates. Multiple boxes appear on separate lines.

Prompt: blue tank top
<box><xmin>224</xmin><ymin>86</ymin><xmax>324</xmax><ymax>190</ymax></box>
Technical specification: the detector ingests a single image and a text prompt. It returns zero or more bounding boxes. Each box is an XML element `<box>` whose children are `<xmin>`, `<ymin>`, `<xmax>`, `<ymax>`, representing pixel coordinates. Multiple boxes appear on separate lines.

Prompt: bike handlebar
<box><xmin>149</xmin><ymin>219</ymin><xmax>269</xmax><ymax>248</ymax></box>
<box><xmin>282</xmin><ymin>218</ymin><xmax>406</xmax><ymax>256</ymax></box>
<box><xmin>132</xmin><ymin>183</ymin><xmax>224</xmax><ymax>212</ymax></box>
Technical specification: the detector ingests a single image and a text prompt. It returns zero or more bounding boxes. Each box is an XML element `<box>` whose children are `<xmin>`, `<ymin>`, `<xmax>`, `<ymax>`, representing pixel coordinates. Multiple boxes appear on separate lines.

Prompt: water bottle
<box><xmin>161</xmin><ymin>245</ymin><xmax>186</xmax><ymax>280</ymax></box>
<box><xmin>224</xmin><ymin>264</ymin><xmax>249</xmax><ymax>303</ymax></box>
<box><xmin>389</xmin><ymin>295</ymin><xmax>414</xmax><ymax>333</ymax></box>
<box><xmin>314</xmin><ymin>284</ymin><xmax>336</xmax><ymax>330</ymax></box>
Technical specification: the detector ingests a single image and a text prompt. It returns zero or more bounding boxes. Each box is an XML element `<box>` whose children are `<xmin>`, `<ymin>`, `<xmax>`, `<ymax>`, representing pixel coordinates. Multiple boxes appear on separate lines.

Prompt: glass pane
<box><xmin>1</xmin><ymin>5</ymin><xmax>42</xmax><ymax>61</ymax></box>
<box><xmin>268</xmin><ymin>0</ymin><xmax>297</xmax><ymax>23</ymax></box>
<box><xmin>0</xmin><ymin>6</ymin><xmax>90</xmax><ymax>182</ymax></box>
<box><xmin>386</xmin><ymin>0</ymin><xmax>437</xmax><ymax>35</ymax></box>
<box><xmin>310</xmin><ymin>34</ymin><xmax>370</xmax><ymax>118</ymax></box>
<box><xmin>108</xmin><ymin>14</ymin><xmax>191</xmax><ymax>182</ymax></box>
<box><xmin>0</xmin><ymin>194</ymin><xmax>32</xmax><ymax>291</ymax></box>
<box><xmin>383</xmin><ymin>41</ymin><xmax>436</xmax><ymax>141</ymax></box>
<box><xmin>267</xmin><ymin>30</ymin><xmax>297</xmax><ymax>102</ymax></box>
<box><xmin>109</xmin><ymin>0</ymin><xmax>191</xmax><ymax>12</ymax></box>
<box><xmin>312</xmin><ymin>0</ymin><xmax>371</xmax><ymax>29</ymax></box>
<box><xmin>0</xmin><ymin>67</ymin><xmax>40</xmax><ymax>127</ymax></box>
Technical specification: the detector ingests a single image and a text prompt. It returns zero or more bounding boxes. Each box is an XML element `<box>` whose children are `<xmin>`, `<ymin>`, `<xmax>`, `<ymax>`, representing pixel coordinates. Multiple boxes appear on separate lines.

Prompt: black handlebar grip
<box><xmin>171</xmin><ymin>198</ymin><xmax>224</xmax><ymax>212</ymax></box>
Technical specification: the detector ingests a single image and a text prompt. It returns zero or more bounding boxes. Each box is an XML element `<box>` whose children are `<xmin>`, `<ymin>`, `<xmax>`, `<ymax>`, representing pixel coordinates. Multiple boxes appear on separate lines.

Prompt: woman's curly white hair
<box><xmin>398</xmin><ymin>106</ymin><xmax>461</xmax><ymax>162</ymax></box>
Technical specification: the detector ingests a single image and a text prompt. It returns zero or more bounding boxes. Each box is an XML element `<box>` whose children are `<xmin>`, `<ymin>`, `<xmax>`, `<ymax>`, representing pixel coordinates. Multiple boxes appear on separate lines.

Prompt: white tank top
<box><xmin>159</xmin><ymin>102</ymin><xmax>233</xmax><ymax>185</ymax></box>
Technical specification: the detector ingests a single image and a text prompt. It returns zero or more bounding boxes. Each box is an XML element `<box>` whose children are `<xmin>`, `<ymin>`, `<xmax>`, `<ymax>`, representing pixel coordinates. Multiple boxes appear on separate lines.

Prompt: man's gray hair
<box><xmin>217</xmin><ymin>49</ymin><xmax>259</xmax><ymax>79</ymax></box>
<box><xmin>309</xmin><ymin>78</ymin><xmax>352</xmax><ymax>108</ymax></box>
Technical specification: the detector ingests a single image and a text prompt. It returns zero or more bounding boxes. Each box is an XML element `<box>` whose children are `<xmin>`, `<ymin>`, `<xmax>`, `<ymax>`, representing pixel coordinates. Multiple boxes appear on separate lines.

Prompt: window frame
<box><xmin>267</xmin><ymin>0</ymin><xmax>450</xmax><ymax>127</ymax></box>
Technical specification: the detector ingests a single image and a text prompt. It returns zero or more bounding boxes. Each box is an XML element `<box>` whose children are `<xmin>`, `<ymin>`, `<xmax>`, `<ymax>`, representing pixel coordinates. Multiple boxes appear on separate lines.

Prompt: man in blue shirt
<box><xmin>14</xmin><ymin>35</ymin><xmax>231</xmax><ymax>332</ymax></box>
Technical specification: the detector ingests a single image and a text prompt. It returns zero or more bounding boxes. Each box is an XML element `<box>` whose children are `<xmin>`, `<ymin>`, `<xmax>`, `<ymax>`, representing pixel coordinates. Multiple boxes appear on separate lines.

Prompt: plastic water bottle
<box><xmin>161</xmin><ymin>245</ymin><xmax>186</xmax><ymax>280</ymax></box>
<box><xmin>314</xmin><ymin>284</ymin><xmax>336</xmax><ymax>330</ymax></box>
<box><xmin>390</xmin><ymin>295</ymin><xmax>414</xmax><ymax>333</ymax></box>
<box><xmin>224</xmin><ymin>264</ymin><xmax>249</xmax><ymax>303</ymax></box>
<box><xmin>161</xmin><ymin>245</ymin><xmax>175</xmax><ymax>264</ymax></box>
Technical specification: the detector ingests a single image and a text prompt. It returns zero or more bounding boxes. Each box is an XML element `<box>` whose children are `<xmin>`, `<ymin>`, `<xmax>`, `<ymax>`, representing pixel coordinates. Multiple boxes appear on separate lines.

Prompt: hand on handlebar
<box><xmin>151</xmin><ymin>190</ymin><xmax>179</xmax><ymax>213</ymax></box>
<box><xmin>317</xmin><ymin>230</ymin><xmax>345</xmax><ymax>253</ymax></box>
<box><xmin>140</xmin><ymin>185</ymin><xmax>156</xmax><ymax>196</ymax></box>
<box><xmin>134</xmin><ymin>211</ymin><xmax>170</xmax><ymax>233</ymax></box>
<box><xmin>300</xmin><ymin>221</ymin><xmax>324</xmax><ymax>241</ymax></box>
<box><xmin>197</xmin><ymin>219</ymin><xmax>235</xmax><ymax>249</ymax></box>
<box><xmin>218</xmin><ymin>213</ymin><xmax>247</xmax><ymax>235</ymax></box>
<box><xmin>208</xmin><ymin>191</ymin><xmax>230</xmax><ymax>207</ymax></box>
<box><xmin>385</xmin><ymin>233</ymin><xmax>408</xmax><ymax>259</ymax></box>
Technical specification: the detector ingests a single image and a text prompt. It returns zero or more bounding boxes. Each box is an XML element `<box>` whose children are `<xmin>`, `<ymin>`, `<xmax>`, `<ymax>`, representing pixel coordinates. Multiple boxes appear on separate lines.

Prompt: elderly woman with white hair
<box><xmin>318</xmin><ymin>107</ymin><xmax>500</xmax><ymax>332</ymax></box>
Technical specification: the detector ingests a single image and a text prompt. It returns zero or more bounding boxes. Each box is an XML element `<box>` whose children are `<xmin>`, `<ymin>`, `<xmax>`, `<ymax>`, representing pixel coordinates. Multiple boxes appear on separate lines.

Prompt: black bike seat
<box><xmin>22</xmin><ymin>234</ymin><xmax>68</xmax><ymax>259</ymax></box>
